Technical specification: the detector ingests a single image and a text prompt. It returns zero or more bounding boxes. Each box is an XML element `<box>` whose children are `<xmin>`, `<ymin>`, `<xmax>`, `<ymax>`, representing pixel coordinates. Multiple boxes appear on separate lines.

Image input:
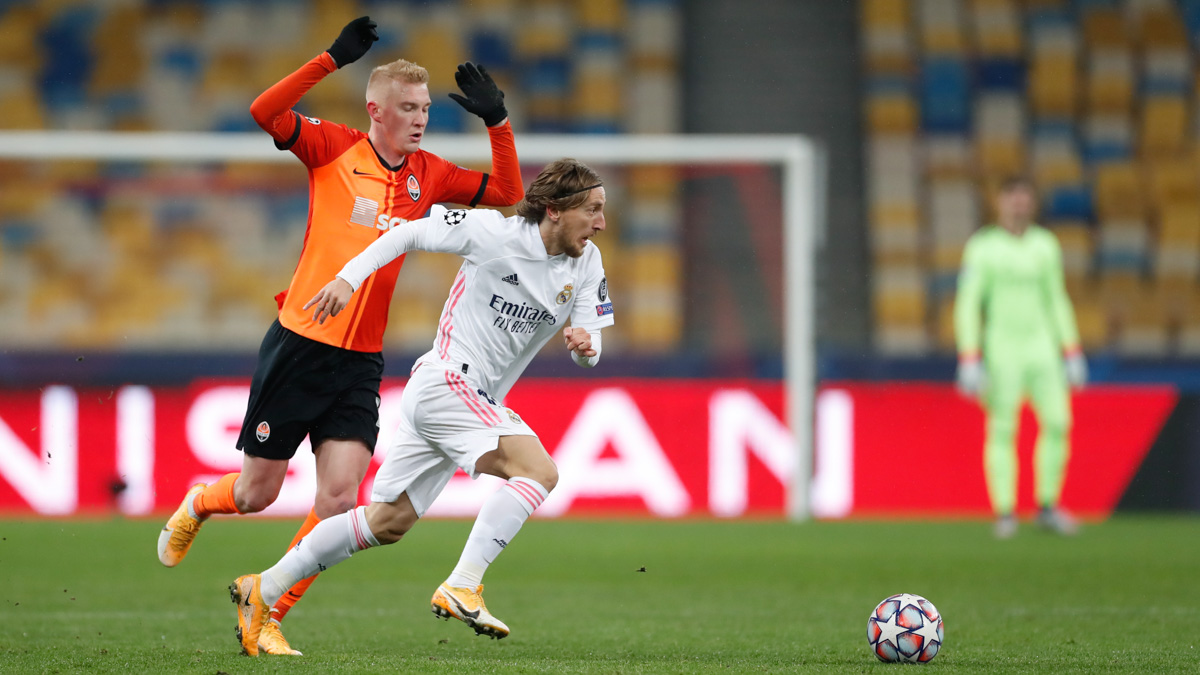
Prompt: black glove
<box><xmin>448</xmin><ymin>62</ymin><xmax>508</xmax><ymax>127</ymax></box>
<box><xmin>326</xmin><ymin>16</ymin><xmax>379</xmax><ymax>68</ymax></box>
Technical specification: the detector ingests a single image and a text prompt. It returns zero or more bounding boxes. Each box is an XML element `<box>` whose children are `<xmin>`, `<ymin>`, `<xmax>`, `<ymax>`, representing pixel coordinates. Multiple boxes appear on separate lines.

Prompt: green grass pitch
<box><xmin>1</xmin><ymin>516</ymin><xmax>1197</xmax><ymax>673</ymax></box>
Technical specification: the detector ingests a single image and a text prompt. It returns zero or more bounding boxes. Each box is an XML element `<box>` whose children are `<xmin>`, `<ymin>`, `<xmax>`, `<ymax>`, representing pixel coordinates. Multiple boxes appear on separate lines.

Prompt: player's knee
<box><xmin>1040</xmin><ymin>416</ymin><xmax>1069</xmax><ymax>439</ymax></box>
<box><xmin>313</xmin><ymin>489</ymin><xmax>358</xmax><ymax>519</ymax></box>
<box><xmin>529</xmin><ymin>461</ymin><xmax>558</xmax><ymax>493</ymax></box>
<box><xmin>373</xmin><ymin>509</ymin><xmax>417</xmax><ymax>545</ymax></box>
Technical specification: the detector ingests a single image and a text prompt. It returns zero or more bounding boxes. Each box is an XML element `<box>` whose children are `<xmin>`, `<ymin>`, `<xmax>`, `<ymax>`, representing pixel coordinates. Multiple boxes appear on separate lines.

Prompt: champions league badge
<box><xmin>556</xmin><ymin>284</ymin><xmax>574</xmax><ymax>305</ymax></box>
<box><xmin>598</xmin><ymin>277</ymin><xmax>608</xmax><ymax>301</ymax></box>
<box><xmin>444</xmin><ymin>209</ymin><xmax>468</xmax><ymax>225</ymax></box>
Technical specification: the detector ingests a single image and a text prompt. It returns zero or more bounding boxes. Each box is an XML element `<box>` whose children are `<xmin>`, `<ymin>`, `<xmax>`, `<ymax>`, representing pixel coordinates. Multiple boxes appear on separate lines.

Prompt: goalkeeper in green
<box><xmin>954</xmin><ymin>177</ymin><xmax>1087</xmax><ymax>538</ymax></box>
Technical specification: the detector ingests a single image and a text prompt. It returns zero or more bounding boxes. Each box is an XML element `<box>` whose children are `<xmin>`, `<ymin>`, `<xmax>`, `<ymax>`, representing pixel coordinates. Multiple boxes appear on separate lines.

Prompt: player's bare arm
<box><xmin>304</xmin><ymin>278</ymin><xmax>354</xmax><ymax>324</ymax></box>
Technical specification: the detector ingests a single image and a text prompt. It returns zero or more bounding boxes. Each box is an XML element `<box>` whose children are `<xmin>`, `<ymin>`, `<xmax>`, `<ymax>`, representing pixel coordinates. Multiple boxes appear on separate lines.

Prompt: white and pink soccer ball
<box><xmin>866</xmin><ymin>593</ymin><xmax>944</xmax><ymax>663</ymax></box>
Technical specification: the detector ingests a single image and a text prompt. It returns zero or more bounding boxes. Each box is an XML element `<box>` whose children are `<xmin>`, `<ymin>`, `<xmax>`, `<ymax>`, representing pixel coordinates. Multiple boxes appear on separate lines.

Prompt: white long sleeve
<box><xmin>570</xmin><ymin>331</ymin><xmax>602</xmax><ymax>368</ymax></box>
<box><xmin>336</xmin><ymin>217</ymin><xmax>431</xmax><ymax>291</ymax></box>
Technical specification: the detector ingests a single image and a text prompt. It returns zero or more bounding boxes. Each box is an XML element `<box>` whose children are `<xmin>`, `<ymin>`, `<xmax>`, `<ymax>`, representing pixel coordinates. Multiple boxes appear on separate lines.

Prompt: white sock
<box><xmin>260</xmin><ymin>505</ymin><xmax>378</xmax><ymax>606</ymax></box>
<box><xmin>445</xmin><ymin>477</ymin><xmax>548</xmax><ymax>589</ymax></box>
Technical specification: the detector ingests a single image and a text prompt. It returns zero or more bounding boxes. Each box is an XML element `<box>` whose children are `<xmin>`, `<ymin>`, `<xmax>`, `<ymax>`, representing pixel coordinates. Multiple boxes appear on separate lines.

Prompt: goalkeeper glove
<box><xmin>327</xmin><ymin>16</ymin><xmax>379</xmax><ymax>69</ymax></box>
<box><xmin>956</xmin><ymin>357</ymin><xmax>987</xmax><ymax>398</ymax></box>
<box><xmin>1065</xmin><ymin>350</ymin><xmax>1088</xmax><ymax>387</ymax></box>
<box><xmin>448</xmin><ymin>62</ymin><xmax>508</xmax><ymax>127</ymax></box>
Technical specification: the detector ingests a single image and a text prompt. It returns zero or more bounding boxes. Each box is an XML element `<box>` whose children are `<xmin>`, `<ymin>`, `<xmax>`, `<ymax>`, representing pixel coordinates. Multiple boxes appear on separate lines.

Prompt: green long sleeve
<box><xmin>1042</xmin><ymin>236</ymin><xmax>1081</xmax><ymax>351</ymax></box>
<box><xmin>954</xmin><ymin>235</ymin><xmax>987</xmax><ymax>356</ymax></box>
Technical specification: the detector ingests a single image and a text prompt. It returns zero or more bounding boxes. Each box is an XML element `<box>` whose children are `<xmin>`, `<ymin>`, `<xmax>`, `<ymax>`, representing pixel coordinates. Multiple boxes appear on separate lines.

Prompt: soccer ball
<box><xmin>866</xmin><ymin>593</ymin><xmax>944</xmax><ymax>663</ymax></box>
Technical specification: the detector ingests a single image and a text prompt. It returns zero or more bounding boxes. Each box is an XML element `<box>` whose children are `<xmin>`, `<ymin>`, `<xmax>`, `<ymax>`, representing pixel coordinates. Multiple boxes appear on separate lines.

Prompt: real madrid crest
<box><xmin>556</xmin><ymin>284</ymin><xmax>573</xmax><ymax>305</ymax></box>
<box><xmin>506</xmin><ymin>409</ymin><xmax>523</xmax><ymax>425</ymax></box>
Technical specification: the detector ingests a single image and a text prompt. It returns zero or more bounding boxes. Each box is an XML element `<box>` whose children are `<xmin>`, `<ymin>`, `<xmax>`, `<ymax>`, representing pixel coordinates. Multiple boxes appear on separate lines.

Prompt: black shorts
<box><xmin>237</xmin><ymin>320</ymin><xmax>384</xmax><ymax>460</ymax></box>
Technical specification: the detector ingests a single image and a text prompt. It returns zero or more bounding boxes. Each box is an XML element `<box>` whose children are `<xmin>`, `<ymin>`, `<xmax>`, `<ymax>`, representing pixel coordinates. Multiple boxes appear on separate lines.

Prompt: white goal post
<box><xmin>0</xmin><ymin>131</ymin><xmax>824</xmax><ymax>520</ymax></box>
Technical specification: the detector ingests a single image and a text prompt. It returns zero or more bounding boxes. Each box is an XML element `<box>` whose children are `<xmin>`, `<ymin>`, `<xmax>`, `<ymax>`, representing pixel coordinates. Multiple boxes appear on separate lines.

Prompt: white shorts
<box><xmin>370</xmin><ymin>361</ymin><xmax>538</xmax><ymax>516</ymax></box>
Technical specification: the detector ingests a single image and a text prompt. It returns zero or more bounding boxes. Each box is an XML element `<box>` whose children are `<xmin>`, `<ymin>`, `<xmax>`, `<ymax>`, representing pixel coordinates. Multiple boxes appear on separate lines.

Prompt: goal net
<box><xmin>0</xmin><ymin>131</ymin><xmax>822</xmax><ymax>520</ymax></box>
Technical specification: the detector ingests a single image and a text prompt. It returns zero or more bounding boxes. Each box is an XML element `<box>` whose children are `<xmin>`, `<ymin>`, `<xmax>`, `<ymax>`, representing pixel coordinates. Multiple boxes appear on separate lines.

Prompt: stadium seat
<box><xmin>1086</xmin><ymin>49</ymin><xmax>1134</xmax><ymax>113</ymax></box>
<box><xmin>1154</xmin><ymin>203</ymin><xmax>1200</xmax><ymax>281</ymax></box>
<box><xmin>1148</xmin><ymin>158</ymin><xmax>1200</xmax><ymax>209</ymax></box>
<box><xmin>1050</xmin><ymin>221</ymin><xmax>1094</xmax><ymax>285</ymax></box>
<box><xmin>1116</xmin><ymin>287</ymin><xmax>1171</xmax><ymax>356</ymax></box>
<box><xmin>972</xmin><ymin>0</ymin><xmax>1023</xmax><ymax>57</ymax></box>
<box><xmin>873</xmin><ymin>263</ymin><xmax>930</xmax><ymax>354</ymax></box>
<box><xmin>1029</xmin><ymin>53</ymin><xmax>1078</xmax><ymax>118</ymax></box>
<box><xmin>1140</xmin><ymin>96</ymin><xmax>1188</xmax><ymax>158</ymax></box>
<box><xmin>867</xmin><ymin>94</ymin><xmax>919</xmax><ymax>134</ymax></box>
<box><xmin>1093</xmin><ymin>162</ymin><xmax>1145</xmax><ymax>220</ymax></box>
<box><xmin>923</xmin><ymin>134</ymin><xmax>974</xmax><ymax>178</ymax></box>
<box><xmin>1082</xmin><ymin>8</ymin><xmax>1129</xmax><ymax>50</ymax></box>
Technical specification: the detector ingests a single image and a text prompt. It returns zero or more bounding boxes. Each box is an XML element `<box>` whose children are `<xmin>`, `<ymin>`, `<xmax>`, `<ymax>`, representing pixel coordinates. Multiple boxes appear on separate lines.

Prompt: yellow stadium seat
<box><xmin>1155</xmin><ymin>204</ymin><xmax>1200</xmax><ymax>280</ymax></box>
<box><xmin>873</xmin><ymin>264</ymin><xmax>927</xmax><ymax>326</ymax></box>
<box><xmin>1051</xmin><ymin>222</ymin><xmax>1093</xmax><ymax>280</ymax></box>
<box><xmin>1137</xmin><ymin>10</ymin><xmax>1188</xmax><ymax>49</ymax></box>
<box><xmin>0</xmin><ymin>87</ymin><xmax>45</xmax><ymax>129</ymax></box>
<box><xmin>1073</xmin><ymin>293</ymin><xmax>1109</xmax><ymax>351</ymax></box>
<box><xmin>1034</xmin><ymin>154</ymin><xmax>1083</xmax><ymax>191</ymax></box>
<box><xmin>862</xmin><ymin>0</ymin><xmax>909</xmax><ymax>28</ymax></box>
<box><xmin>977</xmin><ymin>138</ymin><xmax>1026</xmax><ymax>179</ymax></box>
<box><xmin>0</xmin><ymin>6</ymin><xmax>43</xmax><ymax>69</ymax></box>
<box><xmin>1140</xmin><ymin>97</ymin><xmax>1188</xmax><ymax>159</ymax></box>
<box><xmin>1086</xmin><ymin>52</ymin><xmax>1134</xmax><ymax>113</ymax></box>
<box><xmin>1094</xmin><ymin>163</ymin><xmax>1145</xmax><ymax>220</ymax></box>
<box><xmin>577</xmin><ymin>0</ymin><xmax>624</xmax><ymax>30</ymax></box>
<box><xmin>571</xmin><ymin>72</ymin><xmax>622</xmax><ymax>119</ymax></box>
<box><xmin>1029</xmin><ymin>55</ymin><xmax>1078</xmax><ymax>117</ymax></box>
<box><xmin>922</xmin><ymin>26</ymin><xmax>967</xmax><ymax>54</ymax></box>
<box><xmin>1117</xmin><ymin>287</ymin><xmax>1170</xmax><ymax>356</ymax></box>
<box><xmin>629</xmin><ymin>166</ymin><xmax>680</xmax><ymax>200</ymax></box>
<box><xmin>628</xmin><ymin>245</ymin><xmax>681</xmax><ymax>287</ymax></box>
<box><xmin>1082</xmin><ymin>9</ymin><xmax>1128</xmax><ymax>49</ymax></box>
<box><xmin>1148</xmin><ymin>158</ymin><xmax>1200</xmax><ymax>207</ymax></box>
<box><xmin>407</xmin><ymin>25</ymin><xmax>467</xmax><ymax>88</ymax></box>
<box><xmin>867</xmin><ymin>95</ymin><xmax>918</xmax><ymax>134</ymax></box>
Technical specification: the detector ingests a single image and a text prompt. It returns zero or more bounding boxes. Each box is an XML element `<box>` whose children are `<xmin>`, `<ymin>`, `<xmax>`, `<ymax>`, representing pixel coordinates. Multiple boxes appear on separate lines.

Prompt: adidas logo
<box><xmin>501</xmin><ymin>273</ymin><xmax>519</xmax><ymax>286</ymax></box>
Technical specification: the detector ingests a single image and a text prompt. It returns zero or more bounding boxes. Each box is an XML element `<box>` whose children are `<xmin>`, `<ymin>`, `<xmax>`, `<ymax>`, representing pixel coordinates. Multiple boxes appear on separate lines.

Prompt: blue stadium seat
<box><xmin>976</xmin><ymin>58</ymin><xmax>1024</xmax><ymax>91</ymax></box>
<box><xmin>1045</xmin><ymin>185</ymin><xmax>1094</xmax><ymax>221</ymax></box>
<box><xmin>469</xmin><ymin>31</ymin><xmax>514</xmax><ymax>70</ymax></box>
<box><xmin>920</xmin><ymin>58</ymin><xmax>971</xmax><ymax>132</ymax></box>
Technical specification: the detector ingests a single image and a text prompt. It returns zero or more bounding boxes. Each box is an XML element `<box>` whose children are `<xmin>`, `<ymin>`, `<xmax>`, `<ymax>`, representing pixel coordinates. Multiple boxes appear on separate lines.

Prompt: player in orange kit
<box><xmin>155</xmin><ymin>16</ymin><xmax>523</xmax><ymax>655</ymax></box>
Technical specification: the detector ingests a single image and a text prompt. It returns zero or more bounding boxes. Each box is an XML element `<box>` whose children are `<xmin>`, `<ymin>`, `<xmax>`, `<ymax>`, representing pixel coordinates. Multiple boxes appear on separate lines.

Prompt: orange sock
<box><xmin>192</xmin><ymin>473</ymin><xmax>241</xmax><ymax>517</ymax></box>
<box><xmin>271</xmin><ymin>508</ymin><xmax>322</xmax><ymax>622</ymax></box>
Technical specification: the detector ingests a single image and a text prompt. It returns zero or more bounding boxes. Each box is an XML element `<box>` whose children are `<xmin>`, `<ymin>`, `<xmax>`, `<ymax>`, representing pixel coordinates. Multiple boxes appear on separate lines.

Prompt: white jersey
<box><xmin>338</xmin><ymin>205</ymin><xmax>614</xmax><ymax>400</ymax></box>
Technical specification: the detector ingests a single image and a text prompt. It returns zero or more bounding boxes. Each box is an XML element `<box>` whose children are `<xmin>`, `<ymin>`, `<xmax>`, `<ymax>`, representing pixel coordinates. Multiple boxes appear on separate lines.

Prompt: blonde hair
<box><xmin>365</xmin><ymin>59</ymin><xmax>430</xmax><ymax>102</ymax></box>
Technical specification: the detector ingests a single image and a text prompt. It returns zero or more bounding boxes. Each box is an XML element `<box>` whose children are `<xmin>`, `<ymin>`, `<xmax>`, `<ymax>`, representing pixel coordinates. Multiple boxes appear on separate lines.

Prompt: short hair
<box><xmin>365</xmin><ymin>59</ymin><xmax>430</xmax><ymax>102</ymax></box>
<box><xmin>516</xmin><ymin>158</ymin><xmax>604</xmax><ymax>223</ymax></box>
<box><xmin>998</xmin><ymin>175</ymin><xmax>1034</xmax><ymax>194</ymax></box>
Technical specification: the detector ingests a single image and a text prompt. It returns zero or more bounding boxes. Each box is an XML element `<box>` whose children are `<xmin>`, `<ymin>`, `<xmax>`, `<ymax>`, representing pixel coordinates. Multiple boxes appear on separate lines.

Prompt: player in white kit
<box><xmin>228</xmin><ymin>158</ymin><xmax>613</xmax><ymax>654</ymax></box>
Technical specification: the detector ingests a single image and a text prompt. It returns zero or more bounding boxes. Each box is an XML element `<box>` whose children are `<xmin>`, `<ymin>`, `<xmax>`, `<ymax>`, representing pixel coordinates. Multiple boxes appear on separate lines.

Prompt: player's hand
<box><xmin>956</xmin><ymin>357</ymin><xmax>987</xmax><ymax>398</ymax></box>
<box><xmin>1065</xmin><ymin>350</ymin><xmax>1088</xmax><ymax>388</ymax></box>
<box><xmin>303</xmin><ymin>278</ymin><xmax>354</xmax><ymax>324</ymax></box>
<box><xmin>563</xmin><ymin>327</ymin><xmax>596</xmax><ymax>358</ymax></box>
<box><xmin>448</xmin><ymin>62</ymin><xmax>508</xmax><ymax>127</ymax></box>
<box><xmin>327</xmin><ymin>16</ymin><xmax>379</xmax><ymax>68</ymax></box>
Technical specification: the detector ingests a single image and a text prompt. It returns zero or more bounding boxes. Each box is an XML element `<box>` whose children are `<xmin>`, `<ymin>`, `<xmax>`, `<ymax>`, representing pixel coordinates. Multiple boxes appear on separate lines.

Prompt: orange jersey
<box><xmin>249</xmin><ymin>53</ymin><xmax>523</xmax><ymax>352</ymax></box>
